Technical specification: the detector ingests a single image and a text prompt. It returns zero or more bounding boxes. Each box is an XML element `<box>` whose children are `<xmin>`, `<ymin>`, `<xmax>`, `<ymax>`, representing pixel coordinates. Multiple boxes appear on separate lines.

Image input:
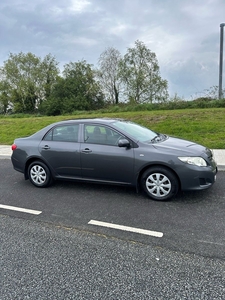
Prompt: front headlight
<box><xmin>178</xmin><ymin>156</ymin><xmax>207</xmax><ymax>167</ymax></box>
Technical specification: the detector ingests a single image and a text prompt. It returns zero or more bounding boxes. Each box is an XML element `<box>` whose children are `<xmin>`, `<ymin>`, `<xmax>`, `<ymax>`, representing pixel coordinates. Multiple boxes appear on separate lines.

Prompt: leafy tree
<box><xmin>119</xmin><ymin>40</ymin><xmax>168</xmax><ymax>104</ymax></box>
<box><xmin>44</xmin><ymin>60</ymin><xmax>104</xmax><ymax>115</ymax></box>
<box><xmin>97</xmin><ymin>47</ymin><xmax>123</xmax><ymax>104</ymax></box>
<box><xmin>0</xmin><ymin>77</ymin><xmax>11</xmax><ymax>113</ymax></box>
<box><xmin>40</xmin><ymin>54</ymin><xmax>60</xmax><ymax>102</ymax></box>
<box><xmin>0</xmin><ymin>52</ymin><xmax>59</xmax><ymax>113</ymax></box>
<box><xmin>0</xmin><ymin>52</ymin><xmax>38</xmax><ymax>112</ymax></box>
<box><xmin>40</xmin><ymin>76</ymin><xmax>66</xmax><ymax>115</ymax></box>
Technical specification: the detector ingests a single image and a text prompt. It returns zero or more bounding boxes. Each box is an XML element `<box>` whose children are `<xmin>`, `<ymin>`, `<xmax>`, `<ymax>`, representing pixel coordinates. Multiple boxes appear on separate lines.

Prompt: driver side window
<box><xmin>84</xmin><ymin>124</ymin><xmax>123</xmax><ymax>146</ymax></box>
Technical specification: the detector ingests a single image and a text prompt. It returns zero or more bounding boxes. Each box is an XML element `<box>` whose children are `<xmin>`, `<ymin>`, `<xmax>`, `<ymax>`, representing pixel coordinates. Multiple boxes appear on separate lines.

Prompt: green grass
<box><xmin>0</xmin><ymin>108</ymin><xmax>225</xmax><ymax>149</ymax></box>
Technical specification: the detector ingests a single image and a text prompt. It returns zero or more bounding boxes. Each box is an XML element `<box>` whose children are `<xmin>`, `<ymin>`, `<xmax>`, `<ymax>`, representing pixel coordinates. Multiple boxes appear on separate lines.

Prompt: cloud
<box><xmin>69</xmin><ymin>0</ymin><xmax>91</xmax><ymax>13</ymax></box>
<box><xmin>0</xmin><ymin>0</ymin><xmax>224</xmax><ymax>98</ymax></box>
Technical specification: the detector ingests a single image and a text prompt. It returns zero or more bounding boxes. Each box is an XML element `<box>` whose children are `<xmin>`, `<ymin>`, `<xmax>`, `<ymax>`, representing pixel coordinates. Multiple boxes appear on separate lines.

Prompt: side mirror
<box><xmin>118</xmin><ymin>138</ymin><xmax>130</xmax><ymax>148</ymax></box>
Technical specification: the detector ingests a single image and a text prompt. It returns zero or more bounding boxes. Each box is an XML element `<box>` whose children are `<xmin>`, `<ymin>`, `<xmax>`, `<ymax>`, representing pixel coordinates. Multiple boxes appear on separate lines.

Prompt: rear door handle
<box><xmin>42</xmin><ymin>145</ymin><xmax>50</xmax><ymax>150</ymax></box>
<box><xmin>82</xmin><ymin>148</ymin><xmax>92</xmax><ymax>153</ymax></box>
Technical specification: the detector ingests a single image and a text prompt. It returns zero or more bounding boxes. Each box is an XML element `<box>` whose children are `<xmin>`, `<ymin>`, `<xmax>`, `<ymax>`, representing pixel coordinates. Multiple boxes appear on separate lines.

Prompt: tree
<box><xmin>0</xmin><ymin>73</ymin><xmax>11</xmax><ymax>114</ymax></box>
<box><xmin>1</xmin><ymin>52</ymin><xmax>39</xmax><ymax>112</ymax></box>
<box><xmin>97</xmin><ymin>47</ymin><xmax>123</xmax><ymax>104</ymax></box>
<box><xmin>0</xmin><ymin>52</ymin><xmax>59</xmax><ymax>113</ymax></box>
<box><xmin>44</xmin><ymin>60</ymin><xmax>104</xmax><ymax>115</ymax></box>
<box><xmin>40</xmin><ymin>54</ymin><xmax>60</xmax><ymax>101</ymax></box>
<box><xmin>119</xmin><ymin>40</ymin><xmax>168</xmax><ymax>104</ymax></box>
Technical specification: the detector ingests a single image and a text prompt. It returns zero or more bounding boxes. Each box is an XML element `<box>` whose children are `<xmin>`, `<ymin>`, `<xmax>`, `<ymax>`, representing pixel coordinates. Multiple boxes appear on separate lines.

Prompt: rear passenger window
<box><xmin>44</xmin><ymin>125</ymin><xmax>79</xmax><ymax>142</ymax></box>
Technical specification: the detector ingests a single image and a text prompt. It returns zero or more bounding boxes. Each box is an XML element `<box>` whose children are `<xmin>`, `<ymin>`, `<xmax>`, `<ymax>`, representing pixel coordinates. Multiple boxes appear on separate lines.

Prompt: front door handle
<box><xmin>82</xmin><ymin>148</ymin><xmax>92</xmax><ymax>153</ymax></box>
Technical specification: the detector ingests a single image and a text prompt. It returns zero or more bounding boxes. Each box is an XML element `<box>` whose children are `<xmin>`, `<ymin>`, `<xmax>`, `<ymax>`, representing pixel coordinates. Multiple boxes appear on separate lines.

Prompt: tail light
<box><xmin>11</xmin><ymin>144</ymin><xmax>17</xmax><ymax>151</ymax></box>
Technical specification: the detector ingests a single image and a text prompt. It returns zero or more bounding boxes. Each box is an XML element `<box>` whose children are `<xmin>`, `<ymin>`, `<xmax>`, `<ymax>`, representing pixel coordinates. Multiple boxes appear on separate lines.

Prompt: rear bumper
<box><xmin>11</xmin><ymin>156</ymin><xmax>25</xmax><ymax>174</ymax></box>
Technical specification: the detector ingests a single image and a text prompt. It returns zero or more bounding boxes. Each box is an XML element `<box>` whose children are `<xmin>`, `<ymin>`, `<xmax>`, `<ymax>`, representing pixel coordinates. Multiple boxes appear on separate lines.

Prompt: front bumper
<box><xmin>178</xmin><ymin>164</ymin><xmax>217</xmax><ymax>191</ymax></box>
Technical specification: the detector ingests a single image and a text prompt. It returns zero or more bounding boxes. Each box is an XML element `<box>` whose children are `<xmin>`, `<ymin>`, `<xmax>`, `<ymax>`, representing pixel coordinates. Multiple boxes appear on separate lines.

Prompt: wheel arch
<box><xmin>24</xmin><ymin>157</ymin><xmax>52</xmax><ymax>180</ymax></box>
<box><xmin>137</xmin><ymin>163</ymin><xmax>181</xmax><ymax>190</ymax></box>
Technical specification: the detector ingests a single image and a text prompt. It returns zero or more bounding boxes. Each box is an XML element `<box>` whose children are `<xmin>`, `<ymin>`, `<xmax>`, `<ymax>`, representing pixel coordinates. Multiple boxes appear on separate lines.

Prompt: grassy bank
<box><xmin>0</xmin><ymin>108</ymin><xmax>225</xmax><ymax>148</ymax></box>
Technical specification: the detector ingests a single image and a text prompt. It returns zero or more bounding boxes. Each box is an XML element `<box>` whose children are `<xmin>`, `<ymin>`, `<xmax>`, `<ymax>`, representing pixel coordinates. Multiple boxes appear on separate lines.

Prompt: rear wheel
<box><xmin>28</xmin><ymin>161</ymin><xmax>52</xmax><ymax>188</ymax></box>
<box><xmin>141</xmin><ymin>167</ymin><xmax>179</xmax><ymax>201</ymax></box>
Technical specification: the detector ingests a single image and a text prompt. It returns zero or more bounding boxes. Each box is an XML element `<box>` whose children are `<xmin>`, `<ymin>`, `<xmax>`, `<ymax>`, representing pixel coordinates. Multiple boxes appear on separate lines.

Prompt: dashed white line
<box><xmin>88</xmin><ymin>220</ymin><xmax>163</xmax><ymax>238</ymax></box>
<box><xmin>0</xmin><ymin>204</ymin><xmax>42</xmax><ymax>215</ymax></box>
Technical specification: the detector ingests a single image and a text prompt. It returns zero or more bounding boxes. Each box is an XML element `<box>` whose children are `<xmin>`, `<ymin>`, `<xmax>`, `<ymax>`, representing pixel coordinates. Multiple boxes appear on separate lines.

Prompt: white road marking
<box><xmin>88</xmin><ymin>220</ymin><xmax>163</xmax><ymax>238</ymax></box>
<box><xmin>0</xmin><ymin>204</ymin><xmax>42</xmax><ymax>215</ymax></box>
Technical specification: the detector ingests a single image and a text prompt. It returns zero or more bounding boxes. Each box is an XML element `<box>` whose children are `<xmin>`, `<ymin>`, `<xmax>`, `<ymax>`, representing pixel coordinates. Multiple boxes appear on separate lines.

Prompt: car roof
<box><xmin>53</xmin><ymin>118</ymin><xmax>125</xmax><ymax>125</ymax></box>
<box><xmin>63</xmin><ymin>117</ymin><xmax>122</xmax><ymax>122</ymax></box>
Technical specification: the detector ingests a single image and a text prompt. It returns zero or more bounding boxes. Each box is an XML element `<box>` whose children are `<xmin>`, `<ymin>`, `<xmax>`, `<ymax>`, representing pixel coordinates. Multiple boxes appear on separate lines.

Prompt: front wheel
<box><xmin>141</xmin><ymin>167</ymin><xmax>179</xmax><ymax>201</ymax></box>
<box><xmin>28</xmin><ymin>161</ymin><xmax>52</xmax><ymax>188</ymax></box>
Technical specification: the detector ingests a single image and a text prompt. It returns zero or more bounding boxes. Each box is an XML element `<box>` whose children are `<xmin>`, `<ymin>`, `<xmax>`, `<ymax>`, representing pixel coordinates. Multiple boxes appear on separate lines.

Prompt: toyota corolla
<box><xmin>11</xmin><ymin>118</ymin><xmax>217</xmax><ymax>201</ymax></box>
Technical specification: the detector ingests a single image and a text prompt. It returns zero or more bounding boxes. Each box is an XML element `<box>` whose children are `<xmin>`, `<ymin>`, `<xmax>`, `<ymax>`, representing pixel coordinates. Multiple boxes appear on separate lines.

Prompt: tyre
<box><xmin>141</xmin><ymin>167</ymin><xmax>179</xmax><ymax>201</ymax></box>
<box><xmin>28</xmin><ymin>161</ymin><xmax>52</xmax><ymax>188</ymax></box>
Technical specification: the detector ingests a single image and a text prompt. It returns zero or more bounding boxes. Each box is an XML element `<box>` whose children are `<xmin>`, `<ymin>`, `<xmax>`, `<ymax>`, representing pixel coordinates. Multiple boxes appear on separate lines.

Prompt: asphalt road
<box><xmin>1</xmin><ymin>158</ymin><xmax>225</xmax><ymax>299</ymax></box>
<box><xmin>1</xmin><ymin>158</ymin><xmax>225</xmax><ymax>259</ymax></box>
<box><xmin>2</xmin><ymin>214</ymin><xmax>225</xmax><ymax>300</ymax></box>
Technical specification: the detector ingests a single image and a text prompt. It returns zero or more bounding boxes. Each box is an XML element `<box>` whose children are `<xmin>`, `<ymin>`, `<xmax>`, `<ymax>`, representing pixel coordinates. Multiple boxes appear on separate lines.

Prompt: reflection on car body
<box><xmin>11</xmin><ymin>118</ymin><xmax>217</xmax><ymax>201</ymax></box>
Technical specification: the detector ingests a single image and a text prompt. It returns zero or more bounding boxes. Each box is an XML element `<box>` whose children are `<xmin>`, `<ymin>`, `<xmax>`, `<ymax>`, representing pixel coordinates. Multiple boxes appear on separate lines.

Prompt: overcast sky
<box><xmin>0</xmin><ymin>0</ymin><xmax>224</xmax><ymax>99</ymax></box>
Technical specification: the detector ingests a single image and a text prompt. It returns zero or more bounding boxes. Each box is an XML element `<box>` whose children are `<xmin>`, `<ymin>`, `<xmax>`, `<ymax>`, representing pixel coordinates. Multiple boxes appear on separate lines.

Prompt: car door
<box><xmin>39</xmin><ymin>124</ymin><xmax>82</xmax><ymax>178</ymax></box>
<box><xmin>80</xmin><ymin>124</ymin><xmax>134</xmax><ymax>184</ymax></box>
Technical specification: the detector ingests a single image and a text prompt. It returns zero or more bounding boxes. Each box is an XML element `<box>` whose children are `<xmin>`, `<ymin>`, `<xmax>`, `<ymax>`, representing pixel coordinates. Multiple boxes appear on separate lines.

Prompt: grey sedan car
<box><xmin>11</xmin><ymin>118</ymin><xmax>217</xmax><ymax>201</ymax></box>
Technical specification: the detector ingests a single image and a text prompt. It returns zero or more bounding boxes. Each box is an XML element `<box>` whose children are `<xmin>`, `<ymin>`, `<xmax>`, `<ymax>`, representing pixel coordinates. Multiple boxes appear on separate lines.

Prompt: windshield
<box><xmin>112</xmin><ymin>120</ymin><xmax>158</xmax><ymax>143</ymax></box>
